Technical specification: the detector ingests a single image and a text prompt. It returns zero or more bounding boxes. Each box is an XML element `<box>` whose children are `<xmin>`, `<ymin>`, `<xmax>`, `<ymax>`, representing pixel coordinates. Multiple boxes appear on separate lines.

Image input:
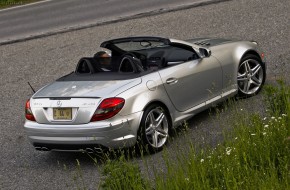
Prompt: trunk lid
<box><xmin>33</xmin><ymin>79</ymin><xmax>141</xmax><ymax>98</ymax></box>
<box><xmin>31</xmin><ymin>79</ymin><xmax>141</xmax><ymax>124</ymax></box>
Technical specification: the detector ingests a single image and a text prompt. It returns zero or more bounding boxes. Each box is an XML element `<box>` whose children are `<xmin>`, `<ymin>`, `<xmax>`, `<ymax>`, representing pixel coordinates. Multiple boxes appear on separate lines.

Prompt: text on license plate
<box><xmin>53</xmin><ymin>108</ymin><xmax>72</xmax><ymax>120</ymax></box>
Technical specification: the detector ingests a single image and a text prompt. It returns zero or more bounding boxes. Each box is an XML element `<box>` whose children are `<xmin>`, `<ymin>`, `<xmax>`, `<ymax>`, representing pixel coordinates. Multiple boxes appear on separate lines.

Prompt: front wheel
<box><xmin>237</xmin><ymin>54</ymin><xmax>265</xmax><ymax>97</ymax></box>
<box><xmin>138</xmin><ymin>104</ymin><xmax>170</xmax><ymax>153</ymax></box>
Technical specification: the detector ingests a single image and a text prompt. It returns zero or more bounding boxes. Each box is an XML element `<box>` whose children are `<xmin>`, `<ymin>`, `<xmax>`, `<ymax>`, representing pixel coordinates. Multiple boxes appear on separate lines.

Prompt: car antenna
<box><xmin>27</xmin><ymin>82</ymin><xmax>35</xmax><ymax>93</ymax></box>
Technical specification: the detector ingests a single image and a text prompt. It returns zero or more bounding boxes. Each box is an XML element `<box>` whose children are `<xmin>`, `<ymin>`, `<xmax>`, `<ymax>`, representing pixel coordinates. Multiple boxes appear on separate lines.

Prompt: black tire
<box><xmin>237</xmin><ymin>54</ymin><xmax>266</xmax><ymax>97</ymax></box>
<box><xmin>137</xmin><ymin>104</ymin><xmax>170</xmax><ymax>153</ymax></box>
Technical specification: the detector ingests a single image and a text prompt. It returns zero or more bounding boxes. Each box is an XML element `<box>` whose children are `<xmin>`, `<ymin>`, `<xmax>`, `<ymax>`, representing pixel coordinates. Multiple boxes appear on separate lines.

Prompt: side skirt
<box><xmin>172</xmin><ymin>88</ymin><xmax>238</xmax><ymax>127</ymax></box>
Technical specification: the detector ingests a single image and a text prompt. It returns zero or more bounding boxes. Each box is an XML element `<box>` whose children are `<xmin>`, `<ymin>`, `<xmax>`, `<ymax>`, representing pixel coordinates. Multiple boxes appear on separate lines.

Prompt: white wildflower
<box><xmin>240</xmin><ymin>108</ymin><xmax>243</xmax><ymax>111</ymax></box>
<box><xmin>282</xmin><ymin>114</ymin><xmax>287</xmax><ymax>117</ymax></box>
<box><xmin>263</xmin><ymin>132</ymin><xmax>267</xmax><ymax>135</ymax></box>
<box><xmin>278</xmin><ymin>117</ymin><xmax>282</xmax><ymax>120</ymax></box>
<box><xmin>263</xmin><ymin>117</ymin><xmax>267</xmax><ymax>120</ymax></box>
<box><xmin>200</xmin><ymin>159</ymin><xmax>204</xmax><ymax>163</ymax></box>
<box><xmin>251</xmin><ymin>133</ymin><xmax>256</xmax><ymax>136</ymax></box>
<box><xmin>235</xmin><ymin>137</ymin><xmax>238</xmax><ymax>140</ymax></box>
<box><xmin>271</xmin><ymin>116</ymin><xmax>275</xmax><ymax>119</ymax></box>
<box><xmin>185</xmin><ymin>178</ymin><xmax>189</xmax><ymax>182</ymax></box>
<box><xmin>264</xmin><ymin>125</ymin><xmax>269</xmax><ymax>128</ymax></box>
<box><xmin>226</xmin><ymin>147</ymin><xmax>232</xmax><ymax>155</ymax></box>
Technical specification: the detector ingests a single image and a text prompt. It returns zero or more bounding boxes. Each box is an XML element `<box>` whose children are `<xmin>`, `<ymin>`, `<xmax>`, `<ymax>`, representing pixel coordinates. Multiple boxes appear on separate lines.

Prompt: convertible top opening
<box><xmin>58</xmin><ymin>37</ymin><xmax>200</xmax><ymax>81</ymax></box>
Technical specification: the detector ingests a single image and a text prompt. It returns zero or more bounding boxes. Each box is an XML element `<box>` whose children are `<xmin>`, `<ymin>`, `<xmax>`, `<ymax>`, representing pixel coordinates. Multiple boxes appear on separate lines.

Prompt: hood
<box><xmin>187</xmin><ymin>38</ymin><xmax>233</xmax><ymax>47</ymax></box>
<box><xmin>33</xmin><ymin>78</ymin><xmax>141</xmax><ymax>98</ymax></box>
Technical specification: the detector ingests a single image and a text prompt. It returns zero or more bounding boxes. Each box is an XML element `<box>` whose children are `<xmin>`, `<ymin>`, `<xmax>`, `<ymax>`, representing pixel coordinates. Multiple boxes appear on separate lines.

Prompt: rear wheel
<box><xmin>237</xmin><ymin>54</ymin><xmax>265</xmax><ymax>97</ymax></box>
<box><xmin>138</xmin><ymin>104</ymin><xmax>170</xmax><ymax>153</ymax></box>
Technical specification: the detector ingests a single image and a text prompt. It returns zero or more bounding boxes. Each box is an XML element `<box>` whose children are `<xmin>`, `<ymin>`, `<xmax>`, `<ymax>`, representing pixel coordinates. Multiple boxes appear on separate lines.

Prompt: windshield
<box><xmin>114</xmin><ymin>41</ymin><xmax>168</xmax><ymax>51</ymax></box>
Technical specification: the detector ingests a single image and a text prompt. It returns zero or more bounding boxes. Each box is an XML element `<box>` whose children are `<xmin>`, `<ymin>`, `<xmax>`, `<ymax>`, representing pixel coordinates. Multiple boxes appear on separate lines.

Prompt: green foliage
<box><xmin>0</xmin><ymin>0</ymin><xmax>40</xmax><ymax>9</ymax></box>
<box><xmin>101</xmin><ymin>155</ymin><xmax>149</xmax><ymax>190</ymax></box>
<box><xmin>264</xmin><ymin>79</ymin><xmax>290</xmax><ymax>116</ymax></box>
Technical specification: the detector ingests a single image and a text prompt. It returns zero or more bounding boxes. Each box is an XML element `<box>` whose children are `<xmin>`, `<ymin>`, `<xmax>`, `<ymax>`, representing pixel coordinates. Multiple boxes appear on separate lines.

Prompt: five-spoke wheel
<box><xmin>139</xmin><ymin>104</ymin><xmax>170</xmax><ymax>152</ymax></box>
<box><xmin>237</xmin><ymin>55</ymin><xmax>265</xmax><ymax>96</ymax></box>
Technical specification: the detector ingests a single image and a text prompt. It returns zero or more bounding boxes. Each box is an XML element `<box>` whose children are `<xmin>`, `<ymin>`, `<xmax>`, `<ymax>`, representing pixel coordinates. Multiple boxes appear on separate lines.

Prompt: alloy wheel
<box><xmin>237</xmin><ymin>58</ymin><xmax>264</xmax><ymax>95</ymax></box>
<box><xmin>144</xmin><ymin>107</ymin><xmax>169</xmax><ymax>148</ymax></box>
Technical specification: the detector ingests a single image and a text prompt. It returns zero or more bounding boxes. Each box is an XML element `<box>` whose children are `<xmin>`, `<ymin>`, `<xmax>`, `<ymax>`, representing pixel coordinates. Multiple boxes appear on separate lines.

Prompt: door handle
<box><xmin>166</xmin><ymin>77</ymin><xmax>178</xmax><ymax>85</ymax></box>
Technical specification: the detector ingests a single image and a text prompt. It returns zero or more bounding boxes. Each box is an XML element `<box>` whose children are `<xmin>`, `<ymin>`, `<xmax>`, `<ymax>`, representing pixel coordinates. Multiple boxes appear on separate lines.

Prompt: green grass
<box><xmin>0</xmin><ymin>0</ymin><xmax>41</xmax><ymax>9</ymax></box>
<box><xmin>155</xmin><ymin>116</ymin><xmax>289</xmax><ymax>189</ymax></box>
<box><xmin>101</xmin><ymin>155</ymin><xmax>150</xmax><ymax>190</ymax></box>
<box><xmin>98</xmin><ymin>80</ymin><xmax>289</xmax><ymax>190</ymax></box>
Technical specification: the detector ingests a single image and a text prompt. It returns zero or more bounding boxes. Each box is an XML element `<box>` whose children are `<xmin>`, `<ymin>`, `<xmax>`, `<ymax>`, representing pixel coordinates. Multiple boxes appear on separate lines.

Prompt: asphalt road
<box><xmin>0</xmin><ymin>0</ymin><xmax>226</xmax><ymax>44</ymax></box>
<box><xmin>0</xmin><ymin>0</ymin><xmax>289</xmax><ymax>189</ymax></box>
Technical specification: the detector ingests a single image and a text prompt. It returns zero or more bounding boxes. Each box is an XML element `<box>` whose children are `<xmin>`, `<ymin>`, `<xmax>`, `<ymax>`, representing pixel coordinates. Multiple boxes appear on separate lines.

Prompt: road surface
<box><xmin>0</xmin><ymin>0</ymin><xmax>228</xmax><ymax>44</ymax></box>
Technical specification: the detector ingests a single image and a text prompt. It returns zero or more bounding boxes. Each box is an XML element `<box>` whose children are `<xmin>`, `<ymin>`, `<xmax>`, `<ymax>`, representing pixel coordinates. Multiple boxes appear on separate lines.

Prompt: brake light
<box><xmin>90</xmin><ymin>98</ymin><xmax>125</xmax><ymax>122</ymax></box>
<box><xmin>25</xmin><ymin>100</ymin><xmax>36</xmax><ymax>121</ymax></box>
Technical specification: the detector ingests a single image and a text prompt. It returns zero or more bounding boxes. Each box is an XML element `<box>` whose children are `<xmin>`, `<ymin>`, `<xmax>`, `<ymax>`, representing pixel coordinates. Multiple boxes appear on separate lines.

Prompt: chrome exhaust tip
<box><xmin>35</xmin><ymin>147</ymin><xmax>42</xmax><ymax>151</ymax></box>
<box><xmin>41</xmin><ymin>147</ymin><xmax>50</xmax><ymax>151</ymax></box>
<box><xmin>35</xmin><ymin>147</ymin><xmax>50</xmax><ymax>151</ymax></box>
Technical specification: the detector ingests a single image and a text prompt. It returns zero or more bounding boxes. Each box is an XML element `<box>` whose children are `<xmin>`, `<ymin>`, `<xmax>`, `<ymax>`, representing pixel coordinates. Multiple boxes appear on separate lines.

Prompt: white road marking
<box><xmin>0</xmin><ymin>0</ymin><xmax>53</xmax><ymax>12</ymax></box>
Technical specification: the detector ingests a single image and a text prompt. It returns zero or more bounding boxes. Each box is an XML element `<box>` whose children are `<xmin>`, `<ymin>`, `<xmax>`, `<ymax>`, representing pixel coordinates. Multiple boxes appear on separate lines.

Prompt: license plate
<box><xmin>53</xmin><ymin>108</ymin><xmax>72</xmax><ymax>120</ymax></box>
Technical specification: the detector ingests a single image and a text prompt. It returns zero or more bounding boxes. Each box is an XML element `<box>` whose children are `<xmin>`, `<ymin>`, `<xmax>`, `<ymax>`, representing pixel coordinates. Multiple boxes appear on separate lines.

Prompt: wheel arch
<box><xmin>142</xmin><ymin>100</ymin><xmax>173</xmax><ymax>128</ymax></box>
<box><xmin>233</xmin><ymin>46</ymin><xmax>264</xmax><ymax>78</ymax></box>
<box><xmin>240</xmin><ymin>50</ymin><xmax>266</xmax><ymax>70</ymax></box>
<box><xmin>241</xmin><ymin>50</ymin><xmax>262</xmax><ymax>62</ymax></box>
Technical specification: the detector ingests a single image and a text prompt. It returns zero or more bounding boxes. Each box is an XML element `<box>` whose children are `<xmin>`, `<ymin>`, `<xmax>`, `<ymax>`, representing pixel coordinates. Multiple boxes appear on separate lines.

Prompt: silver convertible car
<box><xmin>24</xmin><ymin>36</ymin><xmax>266</xmax><ymax>152</ymax></box>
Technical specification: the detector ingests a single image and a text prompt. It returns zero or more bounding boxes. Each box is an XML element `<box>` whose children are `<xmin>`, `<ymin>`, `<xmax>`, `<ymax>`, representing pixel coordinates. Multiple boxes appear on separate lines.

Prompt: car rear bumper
<box><xmin>24</xmin><ymin>112</ymin><xmax>143</xmax><ymax>151</ymax></box>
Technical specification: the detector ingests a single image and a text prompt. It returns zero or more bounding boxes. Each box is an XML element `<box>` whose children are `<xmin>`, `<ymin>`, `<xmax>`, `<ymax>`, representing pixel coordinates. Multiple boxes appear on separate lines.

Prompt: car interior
<box><xmin>75</xmin><ymin>43</ymin><xmax>199</xmax><ymax>75</ymax></box>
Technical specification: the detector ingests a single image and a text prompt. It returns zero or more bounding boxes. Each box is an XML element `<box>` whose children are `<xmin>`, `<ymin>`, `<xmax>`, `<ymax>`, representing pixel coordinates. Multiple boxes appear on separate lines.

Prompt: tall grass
<box><xmin>0</xmin><ymin>0</ymin><xmax>40</xmax><ymax>9</ymax></box>
<box><xmin>95</xmin><ymin>81</ymin><xmax>290</xmax><ymax>189</ymax></box>
<box><xmin>101</xmin><ymin>155</ymin><xmax>150</xmax><ymax>190</ymax></box>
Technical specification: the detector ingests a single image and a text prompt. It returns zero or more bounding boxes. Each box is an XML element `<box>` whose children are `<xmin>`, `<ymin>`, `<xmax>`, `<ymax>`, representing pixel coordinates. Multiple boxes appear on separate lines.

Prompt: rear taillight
<box><xmin>25</xmin><ymin>99</ymin><xmax>36</xmax><ymax>121</ymax></box>
<box><xmin>91</xmin><ymin>98</ymin><xmax>125</xmax><ymax>122</ymax></box>
<box><xmin>90</xmin><ymin>98</ymin><xmax>125</xmax><ymax>122</ymax></box>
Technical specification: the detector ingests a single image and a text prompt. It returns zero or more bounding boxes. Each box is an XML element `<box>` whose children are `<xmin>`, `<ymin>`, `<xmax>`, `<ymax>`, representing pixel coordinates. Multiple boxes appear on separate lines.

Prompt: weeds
<box><xmin>264</xmin><ymin>79</ymin><xmax>290</xmax><ymax>116</ymax></box>
<box><xmin>0</xmin><ymin>0</ymin><xmax>40</xmax><ymax>9</ymax></box>
<box><xmin>100</xmin><ymin>155</ymin><xmax>149</xmax><ymax>190</ymax></box>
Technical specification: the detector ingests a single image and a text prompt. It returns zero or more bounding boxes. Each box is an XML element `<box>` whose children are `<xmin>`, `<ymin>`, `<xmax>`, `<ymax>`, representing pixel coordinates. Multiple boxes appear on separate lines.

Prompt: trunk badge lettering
<box><xmin>57</xmin><ymin>101</ymin><xmax>62</xmax><ymax>107</ymax></box>
<box><xmin>83</xmin><ymin>103</ymin><xmax>96</xmax><ymax>106</ymax></box>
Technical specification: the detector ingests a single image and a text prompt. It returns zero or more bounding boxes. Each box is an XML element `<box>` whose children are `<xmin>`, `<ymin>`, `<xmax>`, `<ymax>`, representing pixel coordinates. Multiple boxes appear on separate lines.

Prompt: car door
<box><xmin>158</xmin><ymin>47</ymin><xmax>223</xmax><ymax>112</ymax></box>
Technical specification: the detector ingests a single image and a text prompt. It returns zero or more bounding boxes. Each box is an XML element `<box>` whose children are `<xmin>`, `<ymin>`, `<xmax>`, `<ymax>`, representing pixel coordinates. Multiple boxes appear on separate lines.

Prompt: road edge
<box><xmin>0</xmin><ymin>0</ymin><xmax>232</xmax><ymax>46</ymax></box>
<box><xmin>0</xmin><ymin>0</ymin><xmax>50</xmax><ymax>12</ymax></box>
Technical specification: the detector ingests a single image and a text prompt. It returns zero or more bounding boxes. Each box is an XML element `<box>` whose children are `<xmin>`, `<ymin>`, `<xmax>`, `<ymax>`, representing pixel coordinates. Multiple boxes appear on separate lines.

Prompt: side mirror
<box><xmin>199</xmin><ymin>48</ymin><xmax>211</xmax><ymax>58</ymax></box>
